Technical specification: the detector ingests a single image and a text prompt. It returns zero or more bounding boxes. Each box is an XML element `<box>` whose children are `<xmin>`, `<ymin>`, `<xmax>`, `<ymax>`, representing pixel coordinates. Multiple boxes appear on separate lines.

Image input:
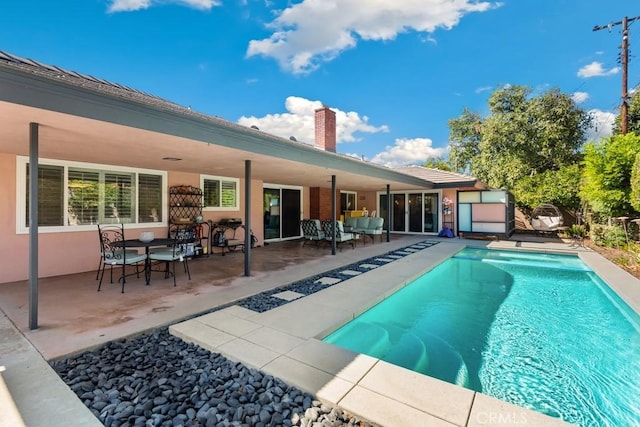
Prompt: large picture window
<box><xmin>201</xmin><ymin>175</ymin><xmax>239</xmax><ymax>210</ymax></box>
<box><xmin>19</xmin><ymin>157</ymin><xmax>166</xmax><ymax>232</ymax></box>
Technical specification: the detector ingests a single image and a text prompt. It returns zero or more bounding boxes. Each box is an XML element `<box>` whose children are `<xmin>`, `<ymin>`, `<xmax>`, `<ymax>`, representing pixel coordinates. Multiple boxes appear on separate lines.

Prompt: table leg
<box><xmin>145</xmin><ymin>247</ymin><xmax>151</xmax><ymax>285</ymax></box>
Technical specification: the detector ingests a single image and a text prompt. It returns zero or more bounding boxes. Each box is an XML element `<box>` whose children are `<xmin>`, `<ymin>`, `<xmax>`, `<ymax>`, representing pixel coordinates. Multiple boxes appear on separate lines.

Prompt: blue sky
<box><xmin>0</xmin><ymin>0</ymin><xmax>635</xmax><ymax>167</ymax></box>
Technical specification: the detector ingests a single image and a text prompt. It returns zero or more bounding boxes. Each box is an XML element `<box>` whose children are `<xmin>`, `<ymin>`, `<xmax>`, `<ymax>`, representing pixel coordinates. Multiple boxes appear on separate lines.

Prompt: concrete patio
<box><xmin>1</xmin><ymin>234</ymin><xmax>637</xmax><ymax>426</ymax></box>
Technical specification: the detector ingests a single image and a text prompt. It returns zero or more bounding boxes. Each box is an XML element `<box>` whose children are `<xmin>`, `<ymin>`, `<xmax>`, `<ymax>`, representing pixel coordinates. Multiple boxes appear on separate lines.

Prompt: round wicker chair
<box><xmin>530</xmin><ymin>204</ymin><xmax>564</xmax><ymax>232</ymax></box>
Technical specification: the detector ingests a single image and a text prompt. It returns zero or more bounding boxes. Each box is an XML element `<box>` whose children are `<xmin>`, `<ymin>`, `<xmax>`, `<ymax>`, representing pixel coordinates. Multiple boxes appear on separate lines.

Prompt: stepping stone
<box><xmin>375</xmin><ymin>257</ymin><xmax>395</xmax><ymax>262</ymax></box>
<box><xmin>314</xmin><ymin>277</ymin><xmax>342</xmax><ymax>285</ymax></box>
<box><xmin>394</xmin><ymin>251</ymin><xmax>412</xmax><ymax>255</ymax></box>
<box><xmin>387</xmin><ymin>255</ymin><xmax>402</xmax><ymax>259</ymax></box>
<box><xmin>359</xmin><ymin>263</ymin><xmax>379</xmax><ymax>269</ymax></box>
<box><xmin>403</xmin><ymin>248</ymin><xmax>418</xmax><ymax>252</ymax></box>
<box><xmin>271</xmin><ymin>291</ymin><xmax>305</xmax><ymax>301</ymax></box>
<box><xmin>340</xmin><ymin>270</ymin><xmax>362</xmax><ymax>276</ymax></box>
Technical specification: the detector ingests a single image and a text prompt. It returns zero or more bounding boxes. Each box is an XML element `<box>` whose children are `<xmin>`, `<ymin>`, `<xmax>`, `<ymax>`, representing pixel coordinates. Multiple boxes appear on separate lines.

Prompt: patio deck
<box><xmin>1</xmin><ymin>234</ymin><xmax>637</xmax><ymax>426</ymax></box>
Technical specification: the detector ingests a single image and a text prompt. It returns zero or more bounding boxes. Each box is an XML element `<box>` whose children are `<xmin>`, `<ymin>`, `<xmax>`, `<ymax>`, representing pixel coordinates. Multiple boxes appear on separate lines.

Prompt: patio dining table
<box><xmin>112</xmin><ymin>238</ymin><xmax>176</xmax><ymax>285</ymax></box>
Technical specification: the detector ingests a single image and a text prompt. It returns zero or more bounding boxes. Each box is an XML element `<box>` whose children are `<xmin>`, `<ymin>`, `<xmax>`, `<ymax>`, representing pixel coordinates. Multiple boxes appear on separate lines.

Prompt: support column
<box><xmin>244</xmin><ymin>160</ymin><xmax>251</xmax><ymax>276</ymax></box>
<box><xmin>331</xmin><ymin>175</ymin><xmax>336</xmax><ymax>255</ymax></box>
<box><xmin>29</xmin><ymin>122</ymin><xmax>39</xmax><ymax>330</ymax></box>
<box><xmin>386</xmin><ymin>184</ymin><xmax>391</xmax><ymax>243</ymax></box>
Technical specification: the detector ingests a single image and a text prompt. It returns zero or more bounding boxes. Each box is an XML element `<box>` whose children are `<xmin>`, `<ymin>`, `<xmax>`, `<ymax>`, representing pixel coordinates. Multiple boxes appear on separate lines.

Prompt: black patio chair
<box><xmin>97</xmin><ymin>224</ymin><xmax>147</xmax><ymax>293</ymax></box>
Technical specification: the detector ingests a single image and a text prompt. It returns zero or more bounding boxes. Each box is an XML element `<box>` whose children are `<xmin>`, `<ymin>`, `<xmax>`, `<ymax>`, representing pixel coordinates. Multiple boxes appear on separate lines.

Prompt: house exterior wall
<box><xmin>0</xmin><ymin>153</ymin><xmax>270</xmax><ymax>284</ymax></box>
<box><xmin>309</xmin><ymin>187</ymin><xmax>336</xmax><ymax>220</ymax></box>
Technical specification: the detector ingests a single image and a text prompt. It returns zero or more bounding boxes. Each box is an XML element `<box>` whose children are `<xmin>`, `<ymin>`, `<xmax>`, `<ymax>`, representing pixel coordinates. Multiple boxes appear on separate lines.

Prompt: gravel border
<box><xmin>52</xmin><ymin>241</ymin><xmax>438</xmax><ymax>426</ymax></box>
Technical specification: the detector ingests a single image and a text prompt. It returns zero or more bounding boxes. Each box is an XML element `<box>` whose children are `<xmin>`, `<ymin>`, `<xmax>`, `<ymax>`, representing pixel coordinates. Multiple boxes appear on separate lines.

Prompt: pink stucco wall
<box><xmin>0</xmin><ymin>154</ymin><xmax>288</xmax><ymax>284</ymax></box>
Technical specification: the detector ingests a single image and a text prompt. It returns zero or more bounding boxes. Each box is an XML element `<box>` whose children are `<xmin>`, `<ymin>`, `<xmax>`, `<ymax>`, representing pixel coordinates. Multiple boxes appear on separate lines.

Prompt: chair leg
<box><xmin>172</xmin><ymin>260</ymin><xmax>177</xmax><ymax>287</ymax></box>
<box><xmin>97</xmin><ymin>264</ymin><xmax>106</xmax><ymax>291</ymax></box>
<box><xmin>120</xmin><ymin>263</ymin><xmax>126</xmax><ymax>293</ymax></box>
<box><xmin>183</xmin><ymin>258</ymin><xmax>191</xmax><ymax>281</ymax></box>
<box><xmin>95</xmin><ymin>258</ymin><xmax>103</xmax><ymax>280</ymax></box>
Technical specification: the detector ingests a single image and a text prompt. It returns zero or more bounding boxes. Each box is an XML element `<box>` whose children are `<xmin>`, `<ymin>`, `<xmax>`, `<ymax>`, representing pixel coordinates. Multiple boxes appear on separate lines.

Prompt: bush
<box><xmin>566</xmin><ymin>224</ymin><xmax>587</xmax><ymax>239</ymax></box>
<box><xmin>589</xmin><ymin>224</ymin><xmax>627</xmax><ymax>247</ymax></box>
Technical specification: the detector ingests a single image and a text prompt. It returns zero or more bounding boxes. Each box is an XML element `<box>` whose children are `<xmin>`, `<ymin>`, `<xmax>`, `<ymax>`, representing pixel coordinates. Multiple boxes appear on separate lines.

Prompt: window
<box><xmin>340</xmin><ymin>191</ymin><xmax>357</xmax><ymax>212</ymax></box>
<box><xmin>201</xmin><ymin>175</ymin><xmax>239</xmax><ymax>210</ymax></box>
<box><xmin>26</xmin><ymin>164</ymin><xmax>64</xmax><ymax>226</ymax></box>
<box><xmin>18</xmin><ymin>157</ymin><xmax>165</xmax><ymax>232</ymax></box>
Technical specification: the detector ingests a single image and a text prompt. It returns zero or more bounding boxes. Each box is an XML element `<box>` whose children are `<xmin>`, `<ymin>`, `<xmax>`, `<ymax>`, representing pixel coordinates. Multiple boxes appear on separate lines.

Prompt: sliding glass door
<box><xmin>263</xmin><ymin>185</ymin><xmax>301</xmax><ymax>241</ymax></box>
<box><xmin>378</xmin><ymin>192</ymin><xmax>440</xmax><ymax>234</ymax></box>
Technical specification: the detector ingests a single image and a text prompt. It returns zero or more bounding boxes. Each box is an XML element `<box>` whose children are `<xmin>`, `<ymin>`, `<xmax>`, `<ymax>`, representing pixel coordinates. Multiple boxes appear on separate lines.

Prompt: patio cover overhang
<box><xmin>0</xmin><ymin>53</ymin><xmax>452</xmax><ymax>330</ymax></box>
<box><xmin>0</xmin><ymin>58</ymin><xmax>437</xmax><ymax>192</ymax></box>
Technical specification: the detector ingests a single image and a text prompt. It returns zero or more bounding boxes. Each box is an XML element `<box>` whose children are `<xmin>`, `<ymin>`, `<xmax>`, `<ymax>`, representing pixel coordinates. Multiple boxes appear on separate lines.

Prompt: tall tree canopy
<box><xmin>424</xmin><ymin>156</ymin><xmax>454</xmax><ymax>171</ymax></box>
<box><xmin>613</xmin><ymin>90</ymin><xmax>640</xmax><ymax>135</ymax></box>
<box><xmin>448</xmin><ymin>85</ymin><xmax>592</xmax><ymax>209</ymax></box>
<box><xmin>581</xmin><ymin>133</ymin><xmax>640</xmax><ymax>218</ymax></box>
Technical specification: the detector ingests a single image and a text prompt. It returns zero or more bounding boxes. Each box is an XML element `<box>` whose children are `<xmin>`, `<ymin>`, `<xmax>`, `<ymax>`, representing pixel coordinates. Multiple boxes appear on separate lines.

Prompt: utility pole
<box><xmin>594</xmin><ymin>16</ymin><xmax>640</xmax><ymax>134</ymax></box>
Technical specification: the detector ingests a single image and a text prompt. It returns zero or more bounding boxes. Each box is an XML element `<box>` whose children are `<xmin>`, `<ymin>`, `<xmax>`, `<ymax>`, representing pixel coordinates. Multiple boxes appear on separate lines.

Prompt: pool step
<box><xmin>325</xmin><ymin>321</ymin><xmax>390</xmax><ymax>355</ymax></box>
<box><xmin>380</xmin><ymin>323</ymin><xmax>429</xmax><ymax>373</ymax></box>
<box><xmin>418</xmin><ymin>331</ymin><xmax>469</xmax><ymax>387</ymax></box>
<box><xmin>455</xmin><ymin>249</ymin><xmax>590</xmax><ymax>272</ymax></box>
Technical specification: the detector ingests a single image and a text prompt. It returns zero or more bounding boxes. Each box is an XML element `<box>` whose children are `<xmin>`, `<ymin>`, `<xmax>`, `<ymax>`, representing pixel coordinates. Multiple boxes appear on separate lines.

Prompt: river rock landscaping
<box><xmin>52</xmin><ymin>328</ymin><xmax>376</xmax><ymax>427</ymax></box>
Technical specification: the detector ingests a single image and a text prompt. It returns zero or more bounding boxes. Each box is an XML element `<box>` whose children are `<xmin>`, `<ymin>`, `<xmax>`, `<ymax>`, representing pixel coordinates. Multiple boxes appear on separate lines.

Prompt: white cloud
<box><xmin>237</xmin><ymin>96</ymin><xmax>388</xmax><ymax>144</ymax></box>
<box><xmin>577</xmin><ymin>61</ymin><xmax>619</xmax><ymax>78</ymax></box>
<box><xmin>370</xmin><ymin>138</ymin><xmax>447</xmax><ymax>168</ymax></box>
<box><xmin>571</xmin><ymin>91</ymin><xmax>589</xmax><ymax>103</ymax></box>
<box><xmin>107</xmin><ymin>0</ymin><xmax>219</xmax><ymax>12</ymax></box>
<box><xmin>586</xmin><ymin>109</ymin><xmax>615</xmax><ymax>141</ymax></box>
<box><xmin>474</xmin><ymin>86</ymin><xmax>492</xmax><ymax>94</ymax></box>
<box><xmin>247</xmin><ymin>0</ymin><xmax>503</xmax><ymax>74</ymax></box>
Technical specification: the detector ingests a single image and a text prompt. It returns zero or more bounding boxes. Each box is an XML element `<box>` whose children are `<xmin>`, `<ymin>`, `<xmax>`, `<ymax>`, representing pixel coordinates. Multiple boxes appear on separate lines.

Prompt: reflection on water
<box><xmin>324</xmin><ymin>248</ymin><xmax>640</xmax><ymax>427</ymax></box>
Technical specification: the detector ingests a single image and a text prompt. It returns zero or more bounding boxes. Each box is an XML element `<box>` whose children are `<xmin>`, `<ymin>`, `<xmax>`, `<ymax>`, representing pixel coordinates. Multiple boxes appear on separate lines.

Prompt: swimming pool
<box><xmin>323</xmin><ymin>248</ymin><xmax>640</xmax><ymax>426</ymax></box>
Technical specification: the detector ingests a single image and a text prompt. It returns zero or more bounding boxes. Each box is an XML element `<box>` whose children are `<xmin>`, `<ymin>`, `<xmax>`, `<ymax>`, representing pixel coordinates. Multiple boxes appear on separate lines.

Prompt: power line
<box><xmin>594</xmin><ymin>15</ymin><xmax>640</xmax><ymax>134</ymax></box>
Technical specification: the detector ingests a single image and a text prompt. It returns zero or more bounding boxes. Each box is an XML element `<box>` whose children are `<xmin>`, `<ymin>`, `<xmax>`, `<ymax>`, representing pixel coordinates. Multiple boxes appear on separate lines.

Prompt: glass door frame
<box><xmin>263</xmin><ymin>183</ymin><xmax>303</xmax><ymax>242</ymax></box>
<box><xmin>377</xmin><ymin>190</ymin><xmax>442</xmax><ymax>234</ymax></box>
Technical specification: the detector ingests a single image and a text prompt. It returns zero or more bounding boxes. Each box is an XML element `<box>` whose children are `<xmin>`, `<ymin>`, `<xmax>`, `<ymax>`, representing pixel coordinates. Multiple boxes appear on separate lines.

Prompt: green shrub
<box><xmin>590</xmin><ymin>224</ymin><xmax>627</xmax><ymax>247</ymax></box>
<box><xmin>566</xmin><ymin>224</ymin><xmax>587</xmax><ymax>239</ymax></box>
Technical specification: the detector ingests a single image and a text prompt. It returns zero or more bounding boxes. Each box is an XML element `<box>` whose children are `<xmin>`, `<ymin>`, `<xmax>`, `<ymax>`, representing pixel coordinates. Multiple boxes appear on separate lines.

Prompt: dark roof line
<box><xmin>0</xmin><ymin>49</ymin><xmax>449</xmax><ymax>187</ymax></box>
<box><xmin>0</xmin><ymin>50</ymin><xmax>168</xmax><ymax>102</ymax></box>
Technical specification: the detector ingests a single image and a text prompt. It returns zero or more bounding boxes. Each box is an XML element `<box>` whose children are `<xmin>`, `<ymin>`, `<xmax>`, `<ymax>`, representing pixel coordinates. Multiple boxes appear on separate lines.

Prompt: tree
<box><xmin>581</xmin><ymin>133</ymin><xmax>640</xmax><ymax>218</ymax></box>
<box><xmin>515</xmin><ymin>164</ymin><xmax>582</xmax><ymax>211</ymax></box>
<box><xmin>424</xmin><ymin>156</ymin><xmax>454</xmax><ymax>171</ymax></box>
<box><xmin>448</xmin><ymin>85</ymin><xmax>592</xmax><ymax>201</ymax></box>
<box><xmin>631</xmin><ymin>152</ymin><xmax>640</xmax><ymax>211</ymax></box>
<box><xmin>448</xmin><ymin>108</ymin><xmax>482</xmax><ymax>173</ymax></box>
<box><xmin>613</xmin><ymin>90</ymin><xmax>640</xmax><ymax>135</ymax></box>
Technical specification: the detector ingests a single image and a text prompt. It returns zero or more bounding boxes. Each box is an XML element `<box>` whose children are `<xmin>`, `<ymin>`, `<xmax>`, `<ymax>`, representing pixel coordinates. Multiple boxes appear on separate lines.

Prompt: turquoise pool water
<box><xmin>323</xmin><ymin>248</ymin><xmax>640</xmax><ymax>426</ymax></box>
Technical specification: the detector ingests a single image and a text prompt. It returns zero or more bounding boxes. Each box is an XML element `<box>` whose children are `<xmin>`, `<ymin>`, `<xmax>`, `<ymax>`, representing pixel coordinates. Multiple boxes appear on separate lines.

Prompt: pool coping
<box><xmin>170</xmin><ymin>240</ymin><xmax>637</xmax><ymax>426</ymax></box>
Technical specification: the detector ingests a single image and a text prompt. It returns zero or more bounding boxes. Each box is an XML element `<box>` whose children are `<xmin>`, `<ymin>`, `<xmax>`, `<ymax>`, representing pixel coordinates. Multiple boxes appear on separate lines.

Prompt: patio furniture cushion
<box><xmin>344</xmin><ymin>216</ymin><xmax>359</xmax><ymax>231</ymax></box>
<box><xmin>301</xmin><ymin>219</ymin><xmax>325</xmax><ymax>246</ymax></box>
<box><xmin>363</xmin><ymin>217</ymin><xmax>384</xmax><ymax>243</ymax></box>
<box><xmin>322</xmin><ymin>220</ymin><xmax>355</xmax><ymax>250</ymax></box>
<box><xmin>531</xmin><ymin>215</ymin><xmax>563</xmax><ymax>231</ymax></box>
<box><xmin>148</xmin><ymin>239</ymin><xmax>191</xmax><ymax>287</ymax></box>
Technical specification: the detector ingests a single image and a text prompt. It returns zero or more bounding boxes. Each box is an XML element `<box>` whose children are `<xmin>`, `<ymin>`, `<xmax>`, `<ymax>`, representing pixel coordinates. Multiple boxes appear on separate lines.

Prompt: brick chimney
<box><xmin>314</xmin><ymin>106</ymin><xmax>336</xmax><ymax>152</ymax></box>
